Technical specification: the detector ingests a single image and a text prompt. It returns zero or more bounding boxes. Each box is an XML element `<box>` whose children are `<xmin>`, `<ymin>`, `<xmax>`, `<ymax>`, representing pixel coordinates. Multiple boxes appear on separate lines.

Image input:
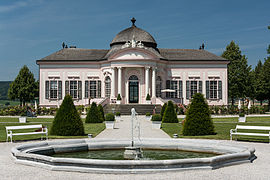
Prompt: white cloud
<box><xmin>0</xmin><ymin>0</ymin><xmax>43</xmax><ymax>13</ymax></box>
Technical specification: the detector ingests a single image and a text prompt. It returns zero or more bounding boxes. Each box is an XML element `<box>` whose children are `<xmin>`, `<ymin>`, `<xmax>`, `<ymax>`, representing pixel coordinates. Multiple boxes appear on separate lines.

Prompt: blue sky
<box><xmin>0</xmin><ymin>0</ymin><xmax>269</xmax><ymax>81</ymax></box>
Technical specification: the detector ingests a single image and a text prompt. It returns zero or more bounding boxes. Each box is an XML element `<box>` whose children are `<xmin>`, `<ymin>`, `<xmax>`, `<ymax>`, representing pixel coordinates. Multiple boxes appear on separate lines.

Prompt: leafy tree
<box><xmin>50</xmin><ymin>95</ymin><xmax>84</xmax><ymax>136</ymax></box>
<box><xmin>85</xmin><ymin>102</ymin><xmax>102</xmax><ymax>123</ymax></box>
<box><xmin>8</xmin><ymin>65</ymin><xmax>38</xmax><ymax>106</ymax></box>
<box><xmin>162</xmin><ymin>101</ymin><xmax>178</xmax><ymax>123</ymax></box>
<box><xmin>160</xmin><ymin>103</ymin><xmax>167</xmax><ymax>118</ymax></box>
<box><xmin>222</xmin><ymin>41</ymin><xmax>251</xmax><ymax>105</ymax></box>
<box><xmin>183</xmin><ymin>93</ymin><xmax>215</xmax><ymax>136</ymax></box>
<box><xmin>252</xmin><ymin>60</ymin><xmax>266</xmax><ymax>105</ymax></box>
<box><xmin>97</xmin><ymin>104</ymin><xmax>105</xmax><ymax>122</ymax></box>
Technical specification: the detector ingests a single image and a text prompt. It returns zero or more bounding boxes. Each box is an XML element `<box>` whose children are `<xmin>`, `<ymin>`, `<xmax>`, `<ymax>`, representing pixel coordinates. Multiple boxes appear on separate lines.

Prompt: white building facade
<box><xmin>37</xmin><ymin>19</ymin><xmax>229</xmax><ymax>107</ymax></box>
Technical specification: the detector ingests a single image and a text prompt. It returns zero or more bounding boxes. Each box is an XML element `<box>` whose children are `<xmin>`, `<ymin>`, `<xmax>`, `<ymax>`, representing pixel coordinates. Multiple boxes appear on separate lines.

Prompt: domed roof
<box><xmin>110</xmin><ymin>18</ymin><xmax>157</xmax><ymax>48</ymax></box>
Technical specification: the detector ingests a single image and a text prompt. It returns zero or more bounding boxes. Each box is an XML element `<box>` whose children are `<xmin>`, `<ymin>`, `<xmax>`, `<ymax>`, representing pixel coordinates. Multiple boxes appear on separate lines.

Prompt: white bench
<box><xmin>6</xmin><ymin>124</ymin><xmax>48</xmax><ymax>143</ymax></box>
<box><xmin>230</xmin><ymin>125</ymin><xmax>270</xmax><ymax>143</ymax></box>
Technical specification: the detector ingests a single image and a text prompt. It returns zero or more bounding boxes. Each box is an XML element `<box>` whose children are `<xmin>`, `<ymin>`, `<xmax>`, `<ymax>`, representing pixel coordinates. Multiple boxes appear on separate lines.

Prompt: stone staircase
<box><xmin>103</xmin><ymin>104</ymin><xmax>162</xmax><ymax>115</ymax></box>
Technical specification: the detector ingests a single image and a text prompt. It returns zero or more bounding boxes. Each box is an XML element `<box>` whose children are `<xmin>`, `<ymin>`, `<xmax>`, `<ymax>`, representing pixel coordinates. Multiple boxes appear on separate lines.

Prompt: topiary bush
<box><xmin>97</xmin><ymin>104</ymin><xmax>105</xmax><ymax>122</ymax></box>
<box><xmin>146</xmin><ymin>94</ymin><xmax>151</xmax><ymax>100</ymax></box>
<box><xmin>117</xmin><ymin>94</ymin><xmax>122</xmax><ymax>100</ymax></box>
<box><xmin>162</xmin><ymin>101</ymin><xmax>178</xmax><ymax>123</ymax></box>
<box><xmin>85</xmin><ymin>102</ymin><xmax>102</xmax><ymax>123</ymax></box>
<box><xmin>145</xmin><ymin>112</ymin><xmax>151</xmax><ymax>116</ymax></box>
<box><xmin>160</xmin><ymin>103</ymin><xmax>167</xmax><ymax>118</ymax></box>
<box><xmin>151</xmin><ymin>114</ymin><xmax>162</xmax><ymax>121</ymax></box>
<box><xmin>182</xmin><ymin>93</ymin><xmax>215</xmax><ymax>136</ymax></box>
<box><xmin>105</xmin><ymin>113</ymin><xmax>115</xmax><ymax>121</ymax></box>
<box><xmin>115</xmin><ymin>111</ymin><xmax>121</xmax><ymax>116</ymax></box>
<box><xmin>50</xmin><ymin>95</ymin><xmax>84</xmax><ymax>136</ymax></box>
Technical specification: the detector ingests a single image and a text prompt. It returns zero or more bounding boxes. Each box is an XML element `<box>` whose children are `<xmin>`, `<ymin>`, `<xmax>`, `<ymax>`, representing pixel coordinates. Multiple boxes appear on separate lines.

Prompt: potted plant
<box><xmin>115</xmin><ymin>111</ymin><xmax>121</xmax><ymax>121</ymax></box>
<box><xmin>151</xmin><ymin>114</ymin><xmax>162</xmax><ymax>129</ymax></box>
<box><xmin>145</xmin><ymin>112</ymin><xmax>152</xmax><ymax>120</ymax></box>
<box><xmin>116</xmin><ymin>94</ymin><xmax>122</xmax><ymax>104</ymax></box>
<box><xmin>238</xmin><ymin>112</ymin><xmax>246</xmax><ymax>122</ymax></box>
<box><xmin>105</xmin><ymin>113</ymin><xmax>115</xmax><ymax>129</ymax></box>
<box><xmin>146</xmin><ymin>94</ymin><xmax>151</xmax><ymax>104</ymax></box>
<box><xmin>19</xmin><ymin>109</ymin><xmax>27</xmax><ymax>123</ymax></box>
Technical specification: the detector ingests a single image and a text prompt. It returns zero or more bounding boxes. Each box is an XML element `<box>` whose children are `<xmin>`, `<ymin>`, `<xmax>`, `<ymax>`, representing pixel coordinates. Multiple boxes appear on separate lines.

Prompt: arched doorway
<box><xmin>129</xmin><ymin>75</ymin><xmax>139</xmax><ymax>103</ymax></box>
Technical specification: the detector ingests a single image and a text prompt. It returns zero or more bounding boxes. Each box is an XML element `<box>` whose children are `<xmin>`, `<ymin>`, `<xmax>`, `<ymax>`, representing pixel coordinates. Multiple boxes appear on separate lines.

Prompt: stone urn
<box><xmin>19</xmin><ymin>117</ymin><xmax>27</xmax><ymax>123</ymax></box>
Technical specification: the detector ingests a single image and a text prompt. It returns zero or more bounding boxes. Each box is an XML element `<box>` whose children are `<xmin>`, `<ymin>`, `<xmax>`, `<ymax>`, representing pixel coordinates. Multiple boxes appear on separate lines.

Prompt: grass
<box><xmin>0</xmin><ymin>117</ymin><xmax>105</xmax><ymax>142</ymax></box>
<box><xmin>0</xmin><ymin>100</ymin><xmax>20</xmax><ymax>106</ymax></box>
<box><xmin>162</xmin><ymin>116</ymin><xmax>270</xmax><ymax>143</ymax></box>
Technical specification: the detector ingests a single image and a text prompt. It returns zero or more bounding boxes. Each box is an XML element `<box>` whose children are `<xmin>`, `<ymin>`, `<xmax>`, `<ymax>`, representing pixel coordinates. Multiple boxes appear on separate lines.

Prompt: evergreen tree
<box><xmin>183</xmin><ymin>93</ymin><xmax>215</xmax><ymax>136</ymax></box>
<box><xmin>221</xmin><ymin>41</ymin><xmax>251</xmax><ymax>105</ymax></box>
<box><xmin>160</xmin><ymin>103</ymin><xmax>167</xmax><ymax>118</ymax></box>
<box><xmin>162</xmin><ymin>101</ymin><xmax>178</xmax><ymax>123</ymax></box>
<box><xmin>8</xmin><ymin>65</ymin><xmax>38</xmax><ymax>106</ymax></box>
<box><xmin>85</xmin><ymin>102</ymin><xmax>102</xmax><ymax>123</ymax></box>
<box><xmin>50</xmin><ymin>95</ymin><xmax>84</xmax><ymax>136</ymax></box>
<box><xmin>97</xmin><ymin>104</ymin><xmax>105</xmax><ymax>122</ymax></box>
<box><xmin>252</xmin><ymin>60</ymin><xmax>266</xmax><ymax>105</ymax></box>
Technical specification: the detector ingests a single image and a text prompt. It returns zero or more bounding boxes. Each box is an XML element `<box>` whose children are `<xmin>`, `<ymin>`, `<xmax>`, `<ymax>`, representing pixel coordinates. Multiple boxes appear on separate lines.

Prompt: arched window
<box><xmin>105</xmin><ymin>76</ymin><xmax>111</xmax><ymax>97</ymax></box>
<box><xmin>156</xmin><ymin>76</ymin><xmax>162</xmax><ymax>97</ymax></box>
<box><xmin>129</xmin><ymin>75</ymin><xmax>138</xmax><ymax>81</ymax></box>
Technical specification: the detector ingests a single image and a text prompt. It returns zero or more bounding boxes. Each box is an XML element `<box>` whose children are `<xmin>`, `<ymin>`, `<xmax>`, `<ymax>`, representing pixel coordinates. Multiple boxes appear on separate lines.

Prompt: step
<box><xmin>104</xmin><ymin>104</ymin><xmax>162</xmax><ymax>115</ymax></box>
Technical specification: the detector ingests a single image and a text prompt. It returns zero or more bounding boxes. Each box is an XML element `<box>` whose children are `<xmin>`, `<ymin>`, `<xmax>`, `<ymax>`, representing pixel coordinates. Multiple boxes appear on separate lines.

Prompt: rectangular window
<box><xmin>187</xmin><ymin>80</ymin><xmax>202</xmax><ymax>99</ymax></box>
<box><xmin>70</xmin><ymin>81</ymin><xmax>78</xmax><ymax>99</ymax></box>
<box><xmin>165</xmin><ymin>80</ymin><xmax>183</xmax><ymax>99</ymax></box>
<box><xmin>45</xmin><ymin>80</ymin><xmax>62</xmax><ymax>100</ymax></box>
<box><xmin>85</xmin><ymin>80</ymin><xmax>101</xmax><ymax>99</ymax></box>
<box><xmin>190</xmin><ymin>81</ymin><xmax>197</xmax><ymax>98</ymax></box>
<box><xmin>206</xmin><ymin>80</ymin><xmax>222</xmax><ymax>100</ymax></box>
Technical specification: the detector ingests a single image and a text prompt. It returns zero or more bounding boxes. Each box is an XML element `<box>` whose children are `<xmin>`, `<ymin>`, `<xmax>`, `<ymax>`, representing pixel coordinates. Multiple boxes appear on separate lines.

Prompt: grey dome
<box><xmin>110</xmin><ymin>25</ymin><xmax>157</xmax><ymax>48</ymax></box>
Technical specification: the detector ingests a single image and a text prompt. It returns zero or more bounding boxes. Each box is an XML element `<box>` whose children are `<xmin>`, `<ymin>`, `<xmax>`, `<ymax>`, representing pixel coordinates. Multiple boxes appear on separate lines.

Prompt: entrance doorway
<box><xmin>129</xmin><ymin>75</ymin><xmax>139</xmax><ymax>103</ymax></box>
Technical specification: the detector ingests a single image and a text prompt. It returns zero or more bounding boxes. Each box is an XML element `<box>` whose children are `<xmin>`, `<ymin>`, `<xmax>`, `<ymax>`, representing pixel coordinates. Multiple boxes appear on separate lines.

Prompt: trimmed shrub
<box><xmin>50</xmin><ymin>95</ymin><xmax>84</xmax><ymax>136</ymax></box>
<box><xmin>105</xmin><ymin>113</ymin><xmax>115</xmax><ymax>121</ymax></box>
<box><xmin>151</xmin><ymin>114</ymin><xmax>162</xmax><ymax>121</ymax></box>
<box><xmin>146</xmin><ymin>112</ymin><xmax>151</xmax><ymax>116</ymax></box>
<box><xmin>115</xmin><ymin>111</ymin><xmax>121</xmax><ymax>116</ymax></box>
<box><xmin>97</xmin><ymin>104</ymin><xmax>105</xmax><ymax>122</ymax></box>
<box><xmin>162</xmin><ymin>101</ymin><xmax>178</xmax><ymax>123</ymax></box>
<box><xmin>146</xmin><ymin>94</ymin><xmax>151</xmax><ymax>100</ymax></box>
<box><xmin>182</xmin><ymin>93</ymin><xmax>215</xmax><ymax>136</ymax></box>
<box><xmin>160</xmin><ymin>103</ymin><xmax>167</xmax><ymax>117</ymax></box>
<box><xmin>117</xmin><ymin>94</ymin><xmax>122</xmax><ymax>100</ymax></box>
<box><xmin>85</xmin><ymin>102</ymin><xmax>102</xmax><ymax>123</ymax></box>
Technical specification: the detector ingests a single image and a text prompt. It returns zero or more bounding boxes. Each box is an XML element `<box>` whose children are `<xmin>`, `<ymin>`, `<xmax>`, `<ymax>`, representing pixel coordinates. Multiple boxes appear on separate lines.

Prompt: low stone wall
<box><xmin>11</xmin><ymin>138</ymin><xmax>256</xmax><ymax>174</ymax></box>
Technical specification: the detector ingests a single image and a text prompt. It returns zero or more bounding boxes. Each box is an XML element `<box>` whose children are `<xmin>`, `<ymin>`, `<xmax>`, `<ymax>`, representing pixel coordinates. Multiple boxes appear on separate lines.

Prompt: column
<box><xmin>145</xmin><ymin>67</ymin><xmax>150</xmax><ymax>97</ymax></box>
<box><xmin>111</xmin><ymin>67</ymin><xmax>115</xmax><ymax>98</ymax></box>
<box><xmin>152</xmin><ymin>67</ymin><xmax>156</xmax><ymax>97</ymax></box>
<box><xmin>117</xmin><ymin>67</ymin><xmax>122</xmax><ymax>96</ymax></box>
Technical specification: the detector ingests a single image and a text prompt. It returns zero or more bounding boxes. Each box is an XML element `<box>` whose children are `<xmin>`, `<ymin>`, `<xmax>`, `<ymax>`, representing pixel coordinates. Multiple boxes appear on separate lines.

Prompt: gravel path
<box><xmin>1</xmin><ymin>115</ymin><xmax>270</xmax><ymax>179</ymax></box>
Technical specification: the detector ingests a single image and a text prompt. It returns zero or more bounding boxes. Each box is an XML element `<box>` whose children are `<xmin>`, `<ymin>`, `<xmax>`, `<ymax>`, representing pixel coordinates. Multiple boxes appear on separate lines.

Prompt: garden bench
<box><xmin>230</xmin><ymin>125</ymin><xmax>270</xmax><ymax>143</ymax></box>
<box><xmin>6</xmin><ymin>124</ymin><xmax>48</xmax><ymax>143</ymax></box>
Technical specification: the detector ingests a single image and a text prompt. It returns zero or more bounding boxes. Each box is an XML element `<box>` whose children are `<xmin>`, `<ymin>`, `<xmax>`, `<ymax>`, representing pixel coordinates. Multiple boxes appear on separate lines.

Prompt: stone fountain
<box><xmin>123</xmin><ymin>108</ymin><xmax>143</xmax><ymax>159</ymax></box>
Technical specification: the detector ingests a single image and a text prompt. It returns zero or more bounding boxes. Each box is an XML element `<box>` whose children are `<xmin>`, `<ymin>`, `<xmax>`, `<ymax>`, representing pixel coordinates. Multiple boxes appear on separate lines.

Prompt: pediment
<box><xmin>109</xmin><ymin>48</ymin><xmax>158</xmax><ymax>60</ymax></box>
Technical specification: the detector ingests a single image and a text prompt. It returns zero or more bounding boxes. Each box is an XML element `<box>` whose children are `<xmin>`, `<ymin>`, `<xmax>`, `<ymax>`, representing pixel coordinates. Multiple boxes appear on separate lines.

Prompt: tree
<box><xmin>160</xmin><ymin>103</ymin><xmax>167</xmax><ymax>118</ymax></box>
<box><xmin>183</xmin><ymin>93</ymin><xmax>215</xmax><ymax>136</ymax></box>
<box><xmin>85</xmin><ymin>102</ymin><xmax>102</xmax><ymax>123</ymax></box>
<box><xmin>8</xmin><ymin>65</ymin><xmax>38</xmax><ymax>106</ymax></box>
<box><xmin>50</xmin><ymin>95</ymin><xmax>85</xmax><ymax>136</ymax></box>
<box><xmin>222</xmin><ymin>41</ymin><xmax>251</xmax><ymax>105</ymax></box>
<box><xmin>97</xmin><ymin>104</ymin><xmax>105</xmax><ymax>122</ymax></box>
<box><xmin>162</xmin><ymin>101</ymin><xmax>178</xmax><ymax>123</ymax></box>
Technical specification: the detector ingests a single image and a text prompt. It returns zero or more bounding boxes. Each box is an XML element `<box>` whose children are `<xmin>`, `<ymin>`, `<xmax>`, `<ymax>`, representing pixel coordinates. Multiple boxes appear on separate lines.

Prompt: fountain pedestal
<box><xmin>124</xmin><ymin>146</ymin><xmax>143</xmax><ymax>160</ymax></box>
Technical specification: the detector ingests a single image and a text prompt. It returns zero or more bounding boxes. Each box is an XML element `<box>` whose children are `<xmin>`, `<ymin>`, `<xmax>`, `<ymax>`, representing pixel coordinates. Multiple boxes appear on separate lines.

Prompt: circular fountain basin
<box><xmin>11</xmin><ymin>138</ymin><xmax>256</xmax><ymax>174</ymax></box>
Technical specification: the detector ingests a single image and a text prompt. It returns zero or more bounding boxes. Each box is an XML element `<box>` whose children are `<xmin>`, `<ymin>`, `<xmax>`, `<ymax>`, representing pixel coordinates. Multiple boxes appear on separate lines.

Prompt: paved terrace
<box><xmin>0</xmin><ymin>115</ymin><xmax>270</xmax><ymax>179</ymax></box>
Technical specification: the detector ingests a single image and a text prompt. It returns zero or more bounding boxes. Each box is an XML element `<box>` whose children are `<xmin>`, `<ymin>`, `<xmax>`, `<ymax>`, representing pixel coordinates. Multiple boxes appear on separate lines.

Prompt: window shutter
<box><xmin>186</xmin><ymin>81</ymin><xmax>190</xmax><ymax>99</ymax></box>
<box><xmin>206</xmin><ymin>81</ymin><xmax>209</xmax><ymax>99</ymax></box>
<box><xmin>58</xmin><ymin>81</ymin><xmax>62</xmax><ymax>100</ymax></box>
<box><xmin>218</xmin><ymin>81</ymin><xmax>222</xmax><ymax>99</ymax></box>
<box><xmin>78</xmin><ymin>81</ymin><xmax>82</xmax><ymax>99</ymax></box>
<box><xmin>199</xmin><ymin>81</ymin><xmax>202</xmax><ymax>94</ymax></box>
<box><xmin>98</xmin><ymin>80</ymin><xmax>101</xmax><ymax>98</ymax></box>
<box><xmin>45</xmin><ymin>81</ymin><xmax>49</xmax><ymax>99</ymax></box>
<box><xmin>85</xmin><ymin>81</ymin><xmax>89</xmax><ymax>98</ymax></box>
<box><xmin>179</xmin><ymin>81</ymin><xmax>182</xmax><ymax>98</ymax></box>
<box><xmin>166</xmin><ymin>80</ymin><xmax>170</xmax><ymax>98</ymax></box>
<box><xmin>65</xmin><ymin>81</ymin><xmax>69</xmax><ymax>96</ymax></box>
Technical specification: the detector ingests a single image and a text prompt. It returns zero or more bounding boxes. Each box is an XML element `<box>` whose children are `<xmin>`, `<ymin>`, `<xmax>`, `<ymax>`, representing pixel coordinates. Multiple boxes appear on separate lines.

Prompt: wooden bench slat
<box><xmin>231</xmin><ymin>132</ymin><xmax>269</xmax><ymax>136</ymax></box>
<box><xmin>6</xmin><ymin>125</ymin><xmax>43</xmax><ymax>130</ymax></box>
<box><xmin>235</xmin><ymin>125</ymin><xmax>270</xmax><ymax>131</ymax></box>
<box><xmin>12</xmin><ymin>132</ymin><xmax>47</xmax><ymax>136</ymax></box>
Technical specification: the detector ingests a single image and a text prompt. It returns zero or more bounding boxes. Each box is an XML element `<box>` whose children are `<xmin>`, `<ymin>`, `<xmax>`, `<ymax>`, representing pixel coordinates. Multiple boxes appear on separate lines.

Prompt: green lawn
<box><xmin>162</xmin><ymin>117</ymin><xmax>270</xmax><ymax>143</ymax></box>
<box><xmin>0</xmin><ymin>100</ymin><xmax>20</xmax><ymax>106</ymax></box>
<box><xmin>0</xmin><ymin>117</ymin><xmax>105</xmax><ymax>142</ymax></box>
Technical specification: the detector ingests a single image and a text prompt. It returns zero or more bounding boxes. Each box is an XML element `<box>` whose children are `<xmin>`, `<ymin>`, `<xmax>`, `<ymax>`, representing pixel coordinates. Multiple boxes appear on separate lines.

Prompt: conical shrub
<box><xmin>50</xmin><ymin>95</ymin><xmax>84</xmax><ymax>136</ymax></box>
<box><xmin>97</xmin><ymin>104</ymin><xmax>105</xmax><ymax>122</ymax></box>
<box><xmin>162</xmin><ymin>101</ymin><xmax>178</xmax><ymax>123</ymax></box>
<box><xmin>85</xmin><ymin>102</ymin><xmax>102</xmax><ymax>123</ymax></box>
<box><xmin>160</xmin><ymin>103</ymin><xmax>167</xmax><ymax>118</ymax></box>
<box><xmin>183</xmin><ymin>93</ymin><xmax>215</xmax><ymax>136</ymax></box>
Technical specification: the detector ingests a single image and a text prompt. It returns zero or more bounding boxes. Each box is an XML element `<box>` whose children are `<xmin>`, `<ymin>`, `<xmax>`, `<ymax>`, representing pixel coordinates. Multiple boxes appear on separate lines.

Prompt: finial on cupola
<box><xmin>131</xmin><ymin>17</ymin><xmax>136</xmax><ymax>26</ymax></box>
